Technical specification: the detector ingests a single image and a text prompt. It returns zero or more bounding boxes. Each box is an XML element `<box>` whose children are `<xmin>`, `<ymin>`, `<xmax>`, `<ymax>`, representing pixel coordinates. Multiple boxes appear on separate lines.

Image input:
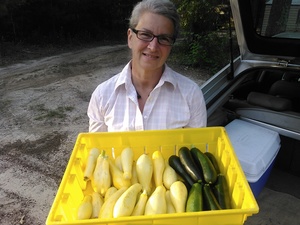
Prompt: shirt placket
<box><xmin>125</xmin><ymin>79</ymin><xmax>143</xmax><ymax>131</ymax></box>
<box><xmin>134</xmin><ymin>106</ymin><xmax>144</xmax><ymax>130</ymax></box>
<box><xmin>142</xmin><ymin>86</ymin><xmax>161</xmax><ymax>130</ymax></box>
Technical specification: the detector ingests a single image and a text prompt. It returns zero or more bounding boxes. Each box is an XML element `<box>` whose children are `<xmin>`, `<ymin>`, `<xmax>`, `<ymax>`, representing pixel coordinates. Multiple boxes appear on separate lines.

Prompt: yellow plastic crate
<box><xmin>46</xmin><ymin>127</ymin><xmax>259</xmax><ymax>225</ymax></box>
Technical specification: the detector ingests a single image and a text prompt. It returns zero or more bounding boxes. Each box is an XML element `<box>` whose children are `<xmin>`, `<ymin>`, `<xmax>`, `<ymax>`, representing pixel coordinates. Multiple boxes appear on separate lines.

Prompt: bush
<box><xmin>170</xmin><ymin>31</ymin><xmax>230</xmax><ymax>74</ymax></box>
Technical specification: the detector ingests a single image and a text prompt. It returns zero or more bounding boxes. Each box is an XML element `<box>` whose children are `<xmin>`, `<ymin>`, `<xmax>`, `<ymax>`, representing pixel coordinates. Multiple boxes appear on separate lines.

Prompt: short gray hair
<box><xmin>129</xmin><ymin>0</ymin><xmax>180</xmax><ymax>39</ymax></box>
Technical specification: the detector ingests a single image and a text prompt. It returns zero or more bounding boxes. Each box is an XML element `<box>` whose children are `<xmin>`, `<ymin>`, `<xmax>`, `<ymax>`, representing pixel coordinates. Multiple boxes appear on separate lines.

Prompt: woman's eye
<box><xmin>160</xmin><ymin>37</ymin><xmax>170</xmax><ymax>42</ymax></box>
<box><xmin>140</xmin><ymin>32</ymin><xmax>153</xmax><ymax>39</ymax></box>
<box><xmin>159</xmin><ymin>36</ymin><xmax>173</xmax><ymax>44</ymax></box>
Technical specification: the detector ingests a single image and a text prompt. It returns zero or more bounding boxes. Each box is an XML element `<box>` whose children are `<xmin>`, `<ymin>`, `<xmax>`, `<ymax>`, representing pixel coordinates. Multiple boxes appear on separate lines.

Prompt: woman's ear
<box><xmin>127</xmin><ymin>28</ymin><xmax>133</xmax><ymax>49</ymax></box>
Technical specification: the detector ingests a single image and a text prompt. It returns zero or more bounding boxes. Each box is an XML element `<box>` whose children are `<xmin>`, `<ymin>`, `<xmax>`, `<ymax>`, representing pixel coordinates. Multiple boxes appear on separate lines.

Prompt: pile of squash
<box><xmin>77</xmin><ymin>146</ymin><xmax>231</xmax><ymax>220</ymax></box>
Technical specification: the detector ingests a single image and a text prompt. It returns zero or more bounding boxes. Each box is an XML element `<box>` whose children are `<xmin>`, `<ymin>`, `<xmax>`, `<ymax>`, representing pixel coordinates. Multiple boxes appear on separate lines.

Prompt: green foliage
<box><xmin>170</xmin><ymin>31</ymin><xmax>229</xmax><ymax>74</ymax></box>
<box><xmin>174</xmin><ymin>0</ymin><xmax>227</xmax><ymax>33</ymax></box>
<box><xmin>171</xmin><ymin>0</ymin><xmax>234</xmax><ymax>74</ymax></box>
<box><xmin>190</xmin><ymin>32</ymin><xmax>229</xmax><ymax>72</ymax></box>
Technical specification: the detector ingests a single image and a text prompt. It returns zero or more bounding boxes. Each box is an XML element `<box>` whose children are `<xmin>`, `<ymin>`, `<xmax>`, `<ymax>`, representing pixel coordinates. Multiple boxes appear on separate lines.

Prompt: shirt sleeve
<box><xmin>87</xmin><ymin>88</ymin><xmax>108</xmax><ymax>132</ymax></box>
<box><xmin>186</xmin><ymin>86</ymin><xmax>207</xmax><ymax>128</ymax></box>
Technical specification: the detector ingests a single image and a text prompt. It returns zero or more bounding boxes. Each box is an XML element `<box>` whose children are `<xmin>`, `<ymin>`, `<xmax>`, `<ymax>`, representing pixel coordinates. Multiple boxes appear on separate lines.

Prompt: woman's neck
<box><xmin>131</xmin><ymin>63</ymin><xmax>164</xmax><ymax>89</ymax></box>
<box><xmin>131</xmin><ymin>64</ymin><xmax>164</xmax><ymax>112</ymax></box>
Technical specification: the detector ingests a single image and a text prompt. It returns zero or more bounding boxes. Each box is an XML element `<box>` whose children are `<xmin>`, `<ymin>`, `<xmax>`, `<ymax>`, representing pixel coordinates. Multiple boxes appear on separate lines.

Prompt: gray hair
<box><xmin>129</xmin><ymin>0</ymin><xmax>180</xmax><ymax>39</ymax></box>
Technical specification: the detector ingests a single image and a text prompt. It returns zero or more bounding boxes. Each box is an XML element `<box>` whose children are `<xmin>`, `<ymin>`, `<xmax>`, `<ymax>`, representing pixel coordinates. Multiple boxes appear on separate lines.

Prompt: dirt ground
<box><xmin>0</xmin><ymin>44</ymin><xmax>209</xmax><ymax>225</ymax></box>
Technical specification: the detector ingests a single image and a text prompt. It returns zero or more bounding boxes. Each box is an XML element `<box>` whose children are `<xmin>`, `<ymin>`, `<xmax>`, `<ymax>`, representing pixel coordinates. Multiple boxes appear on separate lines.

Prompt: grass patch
<box><xmin>0</xmin><ymin>100</ymin><xmax>11</xmax><ymax>113</ymax></box>
<box><xmin>30</xmin><ymin>104</ymin><xmax>74</xmax><ymax>120</ymax></box>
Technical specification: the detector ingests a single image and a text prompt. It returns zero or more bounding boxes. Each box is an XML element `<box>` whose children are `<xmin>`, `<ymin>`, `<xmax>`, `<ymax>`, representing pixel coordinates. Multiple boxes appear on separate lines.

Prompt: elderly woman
<box><xmin>87</xmin><ymin>0</ymin><xmax>207</xmax><ymax>132</ymax></box>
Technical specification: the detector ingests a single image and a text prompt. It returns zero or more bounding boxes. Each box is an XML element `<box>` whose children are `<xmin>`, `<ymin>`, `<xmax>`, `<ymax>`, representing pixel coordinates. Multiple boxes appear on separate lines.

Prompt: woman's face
<box><xmin>128</xmin><ymin>12</ymin><xmax>174</xmax><ymax>74</ymax></box>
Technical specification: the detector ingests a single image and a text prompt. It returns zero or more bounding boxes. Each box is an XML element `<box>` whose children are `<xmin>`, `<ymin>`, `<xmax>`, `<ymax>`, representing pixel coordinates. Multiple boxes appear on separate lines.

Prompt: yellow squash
<box><xmin>163</xmin><ymin>160</ymin><xmax>178</xmax><ymax>189</ymax></box>
<box><xmin>121</xmin><ymin>147</ymin><xmax>134</xmax><ymax>180</ymax></box>
<box><xmin>93</xmin><ymin>150</ymin><xmax>111</xmax><ymax>196</ymax></box>
<box><xmin>113</xmin><ymin>183</ymin><xmax>143</xmax><ymax>218</ymax></box>
<box><xmin>144</xmin><ymin>185</ymin><xmax>167</xmax><ymax>215</ymax></box>
<box><xmin>83</xmin><ymin>148</ymin><xmax>100</xmax><ymax>181</ymax></box>
<box><xmin>165</xmin><ymin>190</ymin><xmax>176</xmax><ymax>214</ymax></box>
<box><xmin>104</xmin><ymin>186</ymin><xmax>118</xmax><ymax>202</ymax></box>
<box><xmin>169</xmin><ymin>181</ymin><xmax>188</xmax><ymax>213</ymax></box>
<box><xmin>91</xmin><ymin>191</ymin><xmax>104</xmax><ymax>218</ymax></box>
<box><xmin>136</xmin><ymin>153</ymin><xmax>153</xmax><ymax>195</ymax></box>
<box><xmin>114</xmin><ymin>155</ymin><xmax>123</xmax><ymax>171</ymax></box>
<box><xmin>109</xmin><ymin>158</ymin><xmax>131</xmax><ymax>189</ymax></box>
<box><xmin>77</xmin><ymin>195</ymin><xmax>93</xmax><ymax>220</ymax></box>
<box><xmin>131</xmin><ymin>189</ymin><xmax>148</xmax><ymax>216</ymax></box>
<box><xmin>130</xmin><ymin>160</ymin><xmax>139</xmax><ymax>184</ymax></box>
<box><xmin>98</xmin><ymin>187</ymin><xmax>127</xmax><ymax>218</ymax></box>
<box><xmin>152</xmin><ymin>150</ymin><xmax>165</xmax><ymax>187</ymax></box>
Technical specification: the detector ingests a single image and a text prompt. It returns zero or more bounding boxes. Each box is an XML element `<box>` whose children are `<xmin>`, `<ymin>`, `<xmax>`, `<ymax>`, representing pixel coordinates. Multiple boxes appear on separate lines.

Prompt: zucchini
<box><xmin>178</xmin><ymin>147</ymin><xmax>203</xmax><ymax>183</ymax></box>
<box><xmin>168</xmin><ymin>155</ymin><xmax>194</xmax><ymax>190</ymax></box>
<box><xmin>213</xmin><ymin>174</ymin><xmax>231</xmax><ymax>209</ymax></box>
<box><xmin>186</xmin><ymin>182</ymin><xmax>203</xmax><ymax>212</ymax></box>
<box><xmin>204</xmin><ymin>152</ymin><xmax>221</xmax><ymax>175</ymax></box>
<box><xmin>190</xmin><ymin>147</ymin><xmax>217</xmax><ymax>184</ymax></box>
<box><xmin>203</xmin><ymin>184</ymin><xmax>221</xmax><ymax>210</ymax></box>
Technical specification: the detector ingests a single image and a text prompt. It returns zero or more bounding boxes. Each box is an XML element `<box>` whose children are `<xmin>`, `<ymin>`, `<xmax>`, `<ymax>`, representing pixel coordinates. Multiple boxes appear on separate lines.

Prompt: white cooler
<box><xmin>225</xmin><ymin>119</ymin><xmax>281</xmax><ymax>198</ymax></box>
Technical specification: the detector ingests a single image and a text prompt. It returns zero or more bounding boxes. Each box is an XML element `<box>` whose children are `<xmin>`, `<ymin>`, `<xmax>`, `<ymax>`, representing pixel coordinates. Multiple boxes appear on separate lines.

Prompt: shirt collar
<box><xmin>114</xmin><ymin>61</ymin><xmax>177</xmax><ymax>92</ymax></box>
<box><xmin>160</xmin><ymin>64</ymin><xmax>177</xmax><ymax>88</ymax></box>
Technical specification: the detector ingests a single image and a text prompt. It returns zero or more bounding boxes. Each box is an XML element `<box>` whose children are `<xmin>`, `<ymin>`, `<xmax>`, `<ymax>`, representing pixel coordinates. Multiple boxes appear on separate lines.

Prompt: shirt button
<box><xmin>144</xmin><ymin>115</ymin><xmax>148</xmax><ymax>119</ymax></box>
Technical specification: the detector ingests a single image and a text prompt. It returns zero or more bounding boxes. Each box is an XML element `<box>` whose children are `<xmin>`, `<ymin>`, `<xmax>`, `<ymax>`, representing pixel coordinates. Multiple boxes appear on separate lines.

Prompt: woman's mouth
<box><xmin>143</xmin><ymin>53</ymin><xmax>159</xmax><ymax>59</ymax></box>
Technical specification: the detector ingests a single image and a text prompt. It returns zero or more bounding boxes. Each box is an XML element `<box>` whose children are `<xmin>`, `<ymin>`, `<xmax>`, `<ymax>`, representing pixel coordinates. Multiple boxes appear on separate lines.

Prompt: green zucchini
<box><xmin>168</xmin><ymin>155</ymin><xmax>194</xmax><ymax>190</ymax></box>
<box><xmin>203</xmin><ymin>184</ymin><xmax>221</xmax><ymax>210</ymax></box>
<box><xmin>178</xmin><ymin>147</ymin><xmax>203</xmax><ymax>183</ymax></box>
<box><xmin>186</xmin><ymin>182</ymin><xmax>203</xmax><ymax>212</ymax></box>
<box><xmin>190</xmin><ymin>147</ymin><xmax>217</xmax><ymax>184</ymax></box>
<box><xmin>204</xmin><ymin>152</ymin><xmax>221</xmax><ymax>175</ymax></box>
<box><xmin>213</xmin><ymin>174</ymin><xmax>231</xmax><ymax>209</ymax></box>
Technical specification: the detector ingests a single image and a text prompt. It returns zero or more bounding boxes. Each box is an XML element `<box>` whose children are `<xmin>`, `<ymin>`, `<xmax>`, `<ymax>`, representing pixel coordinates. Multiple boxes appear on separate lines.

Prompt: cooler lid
<box><xmin>225</xmin><ymin>119</ymin><xmax>280</xmax><ymax>182</ymax></box>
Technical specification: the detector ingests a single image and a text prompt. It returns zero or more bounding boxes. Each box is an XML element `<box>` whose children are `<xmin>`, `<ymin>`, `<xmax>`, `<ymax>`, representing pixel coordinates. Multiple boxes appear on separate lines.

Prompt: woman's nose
<box><xmin>147</xmin><ymin>37</ymin><xmax>160</xmax><ymax>50</ymax></box>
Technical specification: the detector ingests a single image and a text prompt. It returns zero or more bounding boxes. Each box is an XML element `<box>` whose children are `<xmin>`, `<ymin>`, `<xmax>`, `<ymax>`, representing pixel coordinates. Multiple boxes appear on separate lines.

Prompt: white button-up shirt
<box><xmin>87</xmin><ymin>62</ymin><xmax>207</xmax><ymax>132</ymax></box>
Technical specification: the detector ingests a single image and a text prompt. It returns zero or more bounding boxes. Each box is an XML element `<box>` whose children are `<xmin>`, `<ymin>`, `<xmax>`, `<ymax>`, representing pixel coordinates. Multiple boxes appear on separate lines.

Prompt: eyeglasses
<box><xmin>131</xmin><ymin>28</ymin><xmax>175</xmax><ymax>46</ymax></box>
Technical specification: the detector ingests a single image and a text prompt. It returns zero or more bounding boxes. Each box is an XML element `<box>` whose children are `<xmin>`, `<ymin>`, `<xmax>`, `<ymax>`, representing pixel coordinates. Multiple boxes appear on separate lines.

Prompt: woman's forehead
<box><xmin>136</xmin><ymin>12</ymin><xmax>174</xmax><ymax>34</ymax></box>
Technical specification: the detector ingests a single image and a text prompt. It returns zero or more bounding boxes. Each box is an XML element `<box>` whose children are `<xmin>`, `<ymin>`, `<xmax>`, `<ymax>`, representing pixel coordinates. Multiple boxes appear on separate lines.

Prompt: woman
<box><xmin>87</xmin><ymin>0</ymin><xmax>207</xmax><ymax>132</ymax></box>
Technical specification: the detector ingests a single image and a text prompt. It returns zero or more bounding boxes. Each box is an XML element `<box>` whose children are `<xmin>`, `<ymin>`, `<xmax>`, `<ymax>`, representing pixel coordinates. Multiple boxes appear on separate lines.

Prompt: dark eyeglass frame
<box><xmin>131</xmin><ymin>28</ymin><xmax>175</xmax><ymax>46</ymax></box>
